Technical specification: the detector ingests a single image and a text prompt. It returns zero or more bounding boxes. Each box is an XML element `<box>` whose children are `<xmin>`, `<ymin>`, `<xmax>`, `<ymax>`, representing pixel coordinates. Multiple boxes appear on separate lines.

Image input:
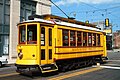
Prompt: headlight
<box><xmin>18</xmin><ymin>52</ymin><xmax>23</xmax><ymax>59</ymax></box>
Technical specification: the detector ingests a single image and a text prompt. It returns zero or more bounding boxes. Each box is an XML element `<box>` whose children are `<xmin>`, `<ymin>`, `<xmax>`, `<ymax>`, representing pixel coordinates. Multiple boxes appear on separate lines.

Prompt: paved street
<box><xmin>0</xmin><ymin>50</ymin><xmax>120</xmax><ymax>80</ymax></box>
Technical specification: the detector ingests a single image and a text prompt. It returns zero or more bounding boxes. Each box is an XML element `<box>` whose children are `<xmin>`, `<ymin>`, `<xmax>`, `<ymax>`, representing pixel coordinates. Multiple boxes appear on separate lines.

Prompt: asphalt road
<box><xmin>0</xmin><ymin>51</ymin><xmax>120</xmax><ymax>80</ymax></box>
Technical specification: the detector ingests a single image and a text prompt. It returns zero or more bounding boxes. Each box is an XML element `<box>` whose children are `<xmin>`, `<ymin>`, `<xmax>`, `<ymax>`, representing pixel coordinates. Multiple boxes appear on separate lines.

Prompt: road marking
<box><xmin>104</xmin><ymin>64</ymin><xmax>120</xmax><ymax>66</ymax></box>
<box><xmin>0</xmin><ymin>72</ymin><xmax>19</xmax><ymax>78</ymax></box>
<box><xmin>99</xmin><ymin>66</ymin><xmax>120</xmax><ymax>70</ymax></box>
<box><xmin>107</xmin><ymin>60</ymin><xmax>120</xmax><ymax>62</ymax></box>
<box><xmin>49</xmin><ymin>67</ymin><xmax>102</xmax><ymax>80</ymax></box>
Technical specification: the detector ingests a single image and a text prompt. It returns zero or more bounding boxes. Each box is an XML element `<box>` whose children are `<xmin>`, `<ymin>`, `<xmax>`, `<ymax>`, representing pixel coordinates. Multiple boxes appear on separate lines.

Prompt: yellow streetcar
<box><xmin>15</xmin><ymin>14</ymin><xmax>107</xmax><ymax>74</ymax></box>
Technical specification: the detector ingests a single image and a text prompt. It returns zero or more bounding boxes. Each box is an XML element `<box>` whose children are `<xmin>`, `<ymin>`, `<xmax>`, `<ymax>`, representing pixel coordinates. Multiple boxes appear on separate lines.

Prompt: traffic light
<box><xmin>105</xmin><ymin>18</ymin><xmax>109</xmax><ymax>27</ymax></box>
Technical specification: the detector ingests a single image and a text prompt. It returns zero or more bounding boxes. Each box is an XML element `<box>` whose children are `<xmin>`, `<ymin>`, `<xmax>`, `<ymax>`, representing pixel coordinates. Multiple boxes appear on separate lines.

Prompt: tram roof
<box><xmin>28</xmin><ymin>14</ymin><xmax>98</xmax><ymax>28</ymax></box>
<box><xmin>18</xmin><ymin>14</ymin><xmax>103</xmax><ymax>32</ymax></box>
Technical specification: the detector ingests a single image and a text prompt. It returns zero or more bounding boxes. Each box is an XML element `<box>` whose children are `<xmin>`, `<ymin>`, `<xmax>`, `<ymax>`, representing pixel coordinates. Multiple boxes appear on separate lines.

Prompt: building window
<box><xmin>88</xmin><ymin>33</ymin><xmax>92</xmax><ymax>46</ymax></box>
<box><xmin>20</xmin><ymin>0</ymin><xmax>36</xmax><ymax>21</ymax></box>
<box><xmin>77</xmin><ymin>31</ymin><xmax>82</xmax><ymax>46</ymax></box>
<box><xmin>83</xmin><ymin>32</ymin><xmax>87</xmax><ymax>46</ymax></box>
<box><xmin>41</xmin><ymin>27</ymin><xmax>45</xmax><ymax>46</ymax></box>
<box><xmin>93</xmin><ymin>34</ymin><xmax>96</xmax><ymax>46</ymax></box>
<box><xmin>70</xmin><ymin>31</ymin><xmax>76</xmax><ymax>46</ymax></box>
<box><xmin>63</xmin><ymin>29</ymin><xmax>69</xmax><ymax>46</ymax></box>
<box><xmin>0</xmin><ymin>0</ymin><xmax>10</xmax><ymax>33</ymax></box>
<box><xmin>0</xmin><ymin>35</ymin><xmax>1</xmax><ymax>42</ymax></box>
<box><xmin>0</xmin><ymin>0</ymin><xmax>10</xmax><ymax>56</ymax></box>
<box><xmin>49</xmin><ymin>28</ymin><xmax>52</xmax><ymax>46</ymax></box>
<box><xmin>0</xmin><ymin>2</ymin><xmax>3</xmax><ymax>25</ymax></box>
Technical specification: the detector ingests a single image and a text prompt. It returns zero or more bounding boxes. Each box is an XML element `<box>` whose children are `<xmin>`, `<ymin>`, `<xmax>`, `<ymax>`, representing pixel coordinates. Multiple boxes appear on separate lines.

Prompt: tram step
<box><xmin>40</xmin><ymin>63</ymin><xmax>58</xmax><ymax>73</ymax></box>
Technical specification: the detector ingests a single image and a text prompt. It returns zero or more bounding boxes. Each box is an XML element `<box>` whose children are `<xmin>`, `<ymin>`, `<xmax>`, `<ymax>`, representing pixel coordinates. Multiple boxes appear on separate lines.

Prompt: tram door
<box><xmin>40</xmin><ymin>26</ymin><xmax>53</xmax><ymax>65</ymax></box>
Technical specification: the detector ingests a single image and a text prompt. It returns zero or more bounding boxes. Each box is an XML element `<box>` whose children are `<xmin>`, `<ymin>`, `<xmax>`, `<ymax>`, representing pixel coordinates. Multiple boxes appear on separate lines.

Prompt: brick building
<box><xmin>113</xmin><ymin>30</ymin><xmax>120</xmax><ymax>48</ymax></box>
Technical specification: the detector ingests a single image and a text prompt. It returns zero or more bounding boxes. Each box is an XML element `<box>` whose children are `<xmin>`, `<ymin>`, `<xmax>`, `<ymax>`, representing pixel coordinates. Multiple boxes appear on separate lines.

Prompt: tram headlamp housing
<box><xmin>18</xmin><ymin>52</ymin><xmax>23</xmax><ymax>59</ymax></box>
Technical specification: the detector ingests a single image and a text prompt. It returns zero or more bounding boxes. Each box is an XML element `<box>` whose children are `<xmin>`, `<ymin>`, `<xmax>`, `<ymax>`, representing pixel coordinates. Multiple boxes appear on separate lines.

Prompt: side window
<box><xmin>83</xmin><ymin>32</ymin><xmax>87</xmax><ymax>46</ymax></box>
<box><xmin>77</xmin><ymin>31</ymin><xmax>82</xmax><ymax>46</ymax></box>
<box><xmin>93</xmin><ymin>33</ymin><xmax>96</xmax><ymax>46</ymax></box>
<box><xmin>88</xmin><ymin>33</ymin><xmax>92</xmax><ymax>46</ymax></box>
<box><xmin>49</xmin><ymin>28</ymin><xmax>52</xmax><ymax>46</ymax></box>
<box><xmin>41</xmin><ymin>27</ymin><xmax>45</xmax><ymax>46</ymax></box>
<box><xmin>49</xmin><ymin>49</ymin><xmax>52</xmax><ymax>60</ymax></box>
<box><xmin>41</xmin><ymin>49</ymin><xmax>45</xmax><ymax>60</ymax></box>
<box><xmin>97</xmin><ymin>34</ymin><xmax>101</xmax><ymax>46</ymax></box>
<box><xmin>63</xmin><ymin>29</ymin><xmax>69</xmax><ymax>46</ymax></box>
<box><xmin>70</xmin><ymin>31</ymin><xmax>76</xmax><ymax>46</ymax></box>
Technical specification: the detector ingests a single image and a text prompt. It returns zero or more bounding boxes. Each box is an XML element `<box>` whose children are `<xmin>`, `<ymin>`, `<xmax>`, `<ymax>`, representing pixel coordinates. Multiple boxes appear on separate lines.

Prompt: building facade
<box><xmin>113</xmin><ymin>30</ymin><xmax>120</xmax><ymax>48</ymax></box>
<box><xmin>0</xmin><ymin>0</ymin><xmax>51</xmax><ymax>63</ymax></box>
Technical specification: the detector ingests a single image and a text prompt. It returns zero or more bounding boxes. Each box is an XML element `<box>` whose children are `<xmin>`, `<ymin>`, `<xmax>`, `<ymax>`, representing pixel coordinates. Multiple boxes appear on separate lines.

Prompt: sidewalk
<box><xmin>8</xmin><ymin>59</ymin><xmax>16</xmax><ymax>64</ymax></box>
<box><xmin>107</xmin><ymin>49</ymin><xmax>120</xmax><ymax>53</ymax></box>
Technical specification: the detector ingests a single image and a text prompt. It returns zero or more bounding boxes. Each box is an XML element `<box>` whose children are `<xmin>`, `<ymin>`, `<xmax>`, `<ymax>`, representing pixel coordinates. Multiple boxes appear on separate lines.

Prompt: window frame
<box><xmin>83</xmin><ymin>32</ymin><xmax>87</xmax><ymax>46</ymax></box>
<box><xmin>19</xmin><ymin>25</ymin><xmax>26</xmax><ymax>44</ymax></box>
<box><xmin>41</xmin><ymin>27</ymin><xmax>45</xmax><ymax>46</ymax></box>
<box><xmin>70</xmin><ymin>30</ymin><xmax>76</xmax><ymax>46</ymax></box>
<box><xmin>93</xmin><ymin>33</ymin><xmax>96</xmax><ymax>46</ymax></box>
<box><xmin>77</xmin><ymin>31</ymin><xmax>82</xmax><ymax>46</ymax></box>
<box><xmin>97</xmin><ymin>34</ymin><xmax>101</xmax><ymax>46</ymax></box>
<box><xmin>88</xmin><ymin>33</ymin><xmax>92</xmax><ymax>46</ymax></box>
<box><xmin>27</xmin><ymin>24</ymin><xmax>37</xmax><ymax>44</ymax></box>
<box><xmin>63</xmin><ymin>29</ymin><xmax>69</xmax><ymax>46</ymax></box>
<box><xmin>49</xmin><ymin>28</ymin><xmax>52</xmax><ymax>46</ymax></box>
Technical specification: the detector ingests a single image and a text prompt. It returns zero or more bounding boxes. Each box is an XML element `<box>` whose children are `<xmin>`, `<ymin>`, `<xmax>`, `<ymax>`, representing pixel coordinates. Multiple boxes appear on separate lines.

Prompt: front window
<box><xmin>19</xmin><ymin>25</ymin><xmax>26</xmax><ymax>44</ymax></box>
<box><xmin>27</xmin><ymin>24</ymin><xmax>37</xmax><ymax>44</ymax></box>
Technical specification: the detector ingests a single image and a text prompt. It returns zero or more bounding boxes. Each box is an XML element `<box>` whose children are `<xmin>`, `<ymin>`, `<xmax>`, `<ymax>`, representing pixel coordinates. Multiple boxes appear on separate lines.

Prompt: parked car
<box><xmin>0</xmin><ymin>56</ymin><xmax>8</xmax><ymax>67</ymax></box>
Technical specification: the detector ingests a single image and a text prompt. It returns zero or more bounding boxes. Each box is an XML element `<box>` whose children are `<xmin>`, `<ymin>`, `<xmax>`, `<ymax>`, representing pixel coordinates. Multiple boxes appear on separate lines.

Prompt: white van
<box><xmin>0</xmin><ymin>55</ymin><xmax>8</xmax><ymax>67</ymax></box>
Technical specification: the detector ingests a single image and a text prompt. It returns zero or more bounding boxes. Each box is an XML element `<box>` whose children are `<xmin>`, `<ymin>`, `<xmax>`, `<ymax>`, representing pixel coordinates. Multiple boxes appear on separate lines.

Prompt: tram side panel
<box><xmin>54</xmin><ymin>28</ymin><xmax>106</xmax><ymax>61</ymax></box>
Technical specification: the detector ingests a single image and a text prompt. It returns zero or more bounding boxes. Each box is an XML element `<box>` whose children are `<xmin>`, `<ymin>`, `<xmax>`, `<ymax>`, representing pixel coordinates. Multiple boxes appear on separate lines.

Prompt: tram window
<box><xmin>83</xmin><ymin>32</ymin><xmax>87</xmax><ymax>46</ymax></box>
<box><xmin>41</xmin><ymin>49</ymin><xmax>45</xmax><ymax>60</ymax></box>
<box><xmin>88</xmin><ymin>33</ymin><xmax>92</xmax><ymax>46</ymax></box>
<box><xmin>63</xmin><ymin>29</ymin><xmax>69</xmax><ymax>46</ymax></box>
<box><xmin>93</xmin><ymin>34</ymin><xmax>96</xmax><ymax>46</ymax></box>
<box><xmin>49</xmin><ymin>28</ymin><xmax>52</xmax><ymax>46</ymax></box>
<box><xmin>27</xmin><ymin>25</ymin><xmax>37</xmax><ymax>44</ymax></box>
<box><xmin>41</xmin><ymin>27</ymin><xmax>45</xmax><ymax>46</ymax></box>
<box><xmin>49</xmin><ymin>49</ymin><xmax>52</xmax><ymax>59</ymax></box>
<box><xmin>70</xmin><ymin>31</ymin><xmax>76</xmax><ymax>46</ymax></box>
<box><xmin>77</xmin><ymin>31</ymin><xmax>82</xmax><ymax>46</ymax></box>
<box><xmin>97</xmin><ymin>34</ymin><xmax>100</xmax><ymax>46</ymax></box>
<box><xmin>19</xmin><ymin>25</ymin><xmax>26</xmax><ymax>44</ymax></box>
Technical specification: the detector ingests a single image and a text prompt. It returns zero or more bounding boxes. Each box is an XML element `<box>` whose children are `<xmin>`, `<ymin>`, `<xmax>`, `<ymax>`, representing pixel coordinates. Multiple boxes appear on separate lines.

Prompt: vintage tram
<box><xmin>15</xmin><ymin>14</ymin><xmax>107</xmax><ymax>74</ymax></box>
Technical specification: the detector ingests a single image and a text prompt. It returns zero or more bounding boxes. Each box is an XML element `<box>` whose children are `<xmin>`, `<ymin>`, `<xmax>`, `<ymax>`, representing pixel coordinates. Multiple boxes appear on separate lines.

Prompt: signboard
<box><xmin>104</xmin><ymin>29</ymin><xmax>112</xmax><ymax>34</ymax></box>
